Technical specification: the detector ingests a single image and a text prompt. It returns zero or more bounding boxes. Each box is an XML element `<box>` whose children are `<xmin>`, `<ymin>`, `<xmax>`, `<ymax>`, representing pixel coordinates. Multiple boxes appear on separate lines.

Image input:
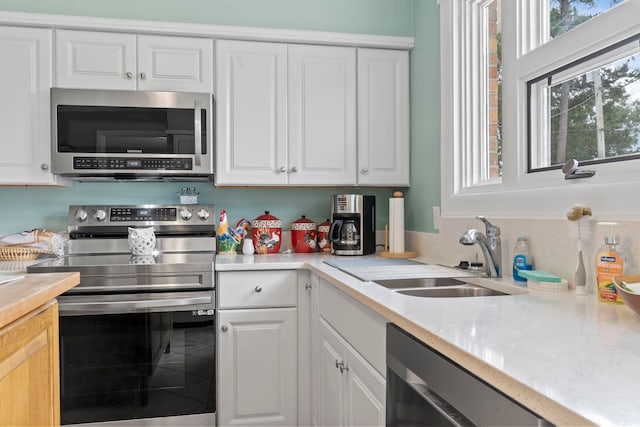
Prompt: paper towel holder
<box><xmin>380</xmin><ymin>192</ymin><xmax>417</xmax><ymax>259</ymax></box>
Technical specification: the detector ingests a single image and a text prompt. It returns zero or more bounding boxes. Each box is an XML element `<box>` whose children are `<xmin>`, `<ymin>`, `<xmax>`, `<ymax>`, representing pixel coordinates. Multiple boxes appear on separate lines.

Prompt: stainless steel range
<box><xmin>28</xmin><ymin>204</ymin><xmax>216</xmax><ymax>426</ymax></box>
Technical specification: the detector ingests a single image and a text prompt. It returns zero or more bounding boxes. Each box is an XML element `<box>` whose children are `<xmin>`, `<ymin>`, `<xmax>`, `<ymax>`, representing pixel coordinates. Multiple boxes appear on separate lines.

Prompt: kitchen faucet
<box><xmin>459</xmin><ymin>216</ymin><xmax>502</xmax><ymax>278</ymax></box>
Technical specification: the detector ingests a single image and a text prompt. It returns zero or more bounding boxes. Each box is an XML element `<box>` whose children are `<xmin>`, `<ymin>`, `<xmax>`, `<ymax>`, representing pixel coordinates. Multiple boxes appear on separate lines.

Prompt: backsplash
<box><xmin>0</xmin><ymin>183</ymin><xmax>397</xmax><ymax>235</ymax></box>
<box><xmin>407</xmin><ymin>216</ymin><xmax>640</xmax><ymax>294</ymax></box>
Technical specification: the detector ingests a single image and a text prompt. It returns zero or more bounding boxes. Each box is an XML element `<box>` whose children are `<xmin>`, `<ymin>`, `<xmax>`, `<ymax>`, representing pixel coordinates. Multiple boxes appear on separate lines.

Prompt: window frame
<box><xmin>441</xmin><ymin>0</ymin><xmax>640</xmax><ymax>219</ymax></box>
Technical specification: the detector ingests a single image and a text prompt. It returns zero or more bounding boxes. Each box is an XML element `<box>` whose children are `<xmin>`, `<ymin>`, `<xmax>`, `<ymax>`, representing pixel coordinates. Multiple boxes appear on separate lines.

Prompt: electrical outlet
<box><xmin>432</xmin><ymin>206</ymin><xmax>441</xmax><ymax>230</ymax></box>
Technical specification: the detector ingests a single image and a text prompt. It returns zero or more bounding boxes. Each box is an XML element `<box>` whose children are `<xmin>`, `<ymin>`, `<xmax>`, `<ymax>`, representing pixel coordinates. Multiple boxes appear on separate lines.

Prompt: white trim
<box><xmin>0</xmin><ymin>10</ymin><xmax>414</xmax><ymax>49</ymax></box>
<box><xmin>442</xmin><ymin>0</ymin><xmax>640</xmax><ymax>219</ymax></box>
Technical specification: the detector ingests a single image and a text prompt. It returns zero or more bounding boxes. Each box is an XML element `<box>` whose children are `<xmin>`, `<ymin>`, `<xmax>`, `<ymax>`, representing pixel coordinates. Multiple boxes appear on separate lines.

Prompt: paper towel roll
<box><xmin>389</xmin><ymin>194</ymin><xmax>405</xmax><ymax>253</ymax></box>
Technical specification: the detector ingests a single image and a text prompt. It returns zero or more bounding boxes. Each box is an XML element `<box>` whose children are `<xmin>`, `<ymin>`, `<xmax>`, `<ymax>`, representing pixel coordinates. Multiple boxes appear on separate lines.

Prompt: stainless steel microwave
<box><xmin>51</xmin><ymin>88</ymin><xmax>214</xmax><ymax>181</ymax></box>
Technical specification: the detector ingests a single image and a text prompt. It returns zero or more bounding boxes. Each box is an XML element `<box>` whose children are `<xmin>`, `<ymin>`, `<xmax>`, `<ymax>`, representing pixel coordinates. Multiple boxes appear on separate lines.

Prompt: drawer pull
<box><xmin>255</xmin><ymin>286</ymin><xmax>263</xmax><ymax>293</ymax></box>
<box><xmin>221</xmin><ymin>325</ymin><xmax>228</xmax><ymax>332</ymax></box>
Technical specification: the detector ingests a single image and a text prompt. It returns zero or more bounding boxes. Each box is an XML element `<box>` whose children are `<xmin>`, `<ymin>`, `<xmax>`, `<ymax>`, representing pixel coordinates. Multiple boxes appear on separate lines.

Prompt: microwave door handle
<box><xmin>194</xmin><ymin>99</ymin><xmax>202</xmax><ymax>166</ymax></box>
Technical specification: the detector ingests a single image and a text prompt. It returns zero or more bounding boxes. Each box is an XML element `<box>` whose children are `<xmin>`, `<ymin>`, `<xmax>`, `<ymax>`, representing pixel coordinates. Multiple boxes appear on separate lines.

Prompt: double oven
<box><xmin>28</xmin><ymin>204</ymin><xmax>216</xmax><ymax>426</ymax></box>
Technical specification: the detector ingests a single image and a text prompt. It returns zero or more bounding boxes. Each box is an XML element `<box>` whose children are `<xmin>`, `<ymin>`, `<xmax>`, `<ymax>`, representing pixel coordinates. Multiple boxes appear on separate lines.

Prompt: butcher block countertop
<box><xmin>0</xmin><ymin>272</ymin><xmax>80</xmax><ymax>328</ymax></box>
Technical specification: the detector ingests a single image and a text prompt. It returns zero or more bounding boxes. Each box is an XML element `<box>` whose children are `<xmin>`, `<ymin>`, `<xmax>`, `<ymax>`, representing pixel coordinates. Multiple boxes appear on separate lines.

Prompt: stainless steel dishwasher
<box><xmin>386</xmin><ymin>324</ymin><xmax>553</xmax><ymax>426</ymax></box>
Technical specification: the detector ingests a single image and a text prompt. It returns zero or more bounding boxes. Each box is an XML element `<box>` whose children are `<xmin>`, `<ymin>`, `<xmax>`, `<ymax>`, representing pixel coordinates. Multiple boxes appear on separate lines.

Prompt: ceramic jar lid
<box><xmin>318</xmin><ymin>218</ymin><xmax>331</xmax><ymax>232</ymax></box>
<box><xmin>251</xmin><ymin>211</ymin><xmax>282</xmax><ymax>229</ymax></box>
<box><xmin>292</xmin><ymin>215</ymin><xmax>317</xmax><ymax>230</ymax></box>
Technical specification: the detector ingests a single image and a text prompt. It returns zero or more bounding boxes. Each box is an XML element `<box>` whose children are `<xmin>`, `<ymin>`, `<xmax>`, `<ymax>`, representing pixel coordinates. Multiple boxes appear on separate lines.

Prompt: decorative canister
<box><xmin>127</xmin><ymin>227</ymin><xmax>156</xmax><ymax>256</ymax></box>
<box><xmin>317</xmin><ymin>218</ymin><xmax>332</xmax><ymax>253</ymax></box>
<box><xmin>291</xmin><ymin>215</ymin><xmax>317</xmax><ymax>253</ymax></box>
<box><xmin>251</xmin><ymin>211</ymin><xmax>282</xmax><ymax>254</ymax></box>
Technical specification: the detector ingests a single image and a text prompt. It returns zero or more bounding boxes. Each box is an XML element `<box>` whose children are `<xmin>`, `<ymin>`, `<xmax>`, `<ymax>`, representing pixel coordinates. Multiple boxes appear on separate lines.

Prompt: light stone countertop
<box><xmin>216</xmin><ymin>252</ymin><xmax>640</xmax><ymax>426</ymax></box>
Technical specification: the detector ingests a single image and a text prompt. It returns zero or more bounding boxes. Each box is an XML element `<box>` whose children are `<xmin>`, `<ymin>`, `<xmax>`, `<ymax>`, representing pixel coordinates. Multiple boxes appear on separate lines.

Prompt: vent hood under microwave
<box><xmin>50</xmin><ymin>88</ymin><xmax>214</xmax><ymax>182</ymax></box>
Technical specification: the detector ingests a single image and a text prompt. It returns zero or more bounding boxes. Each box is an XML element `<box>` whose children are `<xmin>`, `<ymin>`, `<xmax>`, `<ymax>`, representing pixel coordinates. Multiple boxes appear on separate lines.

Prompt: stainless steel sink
<box><xmin>396</xmin><ymin>285</ymin><xmax>508</xmax><ymax>298</ymax></box>
<box><xmin>373</xmin><ymin>277</ymin><xmax>467</xmax><ymax>289</ymax></box>
<box><xmin>372</xmin><ymin>275</ymin><xmax>517</xmax><ymax>298</ymax></box>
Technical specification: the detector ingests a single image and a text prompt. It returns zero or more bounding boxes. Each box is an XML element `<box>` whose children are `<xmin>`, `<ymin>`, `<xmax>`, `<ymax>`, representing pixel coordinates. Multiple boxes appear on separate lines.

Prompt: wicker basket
<box><xmin>0</xmin><ymin>246</ymin><xmax>50</xmax><ymax>261</ymax></box>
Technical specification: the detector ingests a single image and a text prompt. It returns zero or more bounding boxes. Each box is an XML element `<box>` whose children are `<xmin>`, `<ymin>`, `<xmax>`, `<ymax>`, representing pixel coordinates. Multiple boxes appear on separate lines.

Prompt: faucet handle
<box><xmin>476</xmin><ymin>216</ymin><xmax>500</xmax><ymax>237</ymax></box>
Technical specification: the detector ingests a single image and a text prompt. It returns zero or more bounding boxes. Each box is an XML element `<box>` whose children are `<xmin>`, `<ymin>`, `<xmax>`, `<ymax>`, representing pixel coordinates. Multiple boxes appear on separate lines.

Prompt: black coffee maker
<box><xmin>329</xmin><ymin>194</ymin><xmax>376</xmax><ymax>255</ymax></box>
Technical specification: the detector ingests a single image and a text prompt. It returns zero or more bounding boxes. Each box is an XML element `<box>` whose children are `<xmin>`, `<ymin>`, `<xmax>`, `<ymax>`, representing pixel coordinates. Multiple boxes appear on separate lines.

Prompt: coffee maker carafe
<box><xmin>329</xmin><ymin>194</ymin><xmax>376</xmax><ymax>255</ymax></box>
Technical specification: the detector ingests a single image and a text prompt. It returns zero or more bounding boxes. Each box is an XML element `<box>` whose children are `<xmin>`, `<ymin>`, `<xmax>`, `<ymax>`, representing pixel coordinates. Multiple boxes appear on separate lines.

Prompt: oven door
<box><xmin>58</xmin><ymin>291</ymin><xmax>215</xmax><ymax>426</ymax></box>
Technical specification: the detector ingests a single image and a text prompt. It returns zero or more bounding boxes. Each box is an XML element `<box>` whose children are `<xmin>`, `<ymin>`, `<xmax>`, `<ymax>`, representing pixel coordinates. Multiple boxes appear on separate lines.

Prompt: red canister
<box><xmin>251</xmin><ymin>211</ymin><xmax>282</xmax><ymax>254</ymax></box>
<box><xmin>291</xmin><ymin>215</ymin><xmax>317</xmax><ymax>253</ymax></box>
<box><xmin>317</xmin><ymin>218</ymin><xmax>332</xmax><ymax>253</ymax></box>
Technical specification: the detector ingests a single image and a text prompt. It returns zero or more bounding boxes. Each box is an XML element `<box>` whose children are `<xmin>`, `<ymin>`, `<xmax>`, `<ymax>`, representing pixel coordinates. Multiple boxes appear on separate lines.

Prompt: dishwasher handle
<box><xmin>388</xmin><ymin>355</ymin><xmax>475</xmax><ymax>427</ymax></box>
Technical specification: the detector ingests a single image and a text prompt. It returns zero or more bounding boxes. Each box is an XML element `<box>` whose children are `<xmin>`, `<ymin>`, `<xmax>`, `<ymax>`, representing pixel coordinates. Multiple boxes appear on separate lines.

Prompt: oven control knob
<box><xmin>93</xmin><ymin>209</ymin><xmax>107</xmax><ymax>222</ymax></box>
<box><xmin>180</xmin><ymin>208</ymin><xmax>192</xmax><ymax>220</ymax></box>
<box><xmin>74</xmin><ymin>209</ymin><xmax>88</xmax><ymax>222</ymax></box>
<box><xmin>197</xmin><ymin>208</ymin><xmax>210</xmax><ymax>220</ymax></box>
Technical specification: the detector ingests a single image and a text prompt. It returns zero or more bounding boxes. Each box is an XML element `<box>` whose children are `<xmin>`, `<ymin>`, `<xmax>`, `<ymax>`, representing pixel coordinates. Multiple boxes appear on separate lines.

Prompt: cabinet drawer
<box><xmin>217</xmin><ymin>270</ymin><xmax>297</xmax><ymax>309</ymax></box>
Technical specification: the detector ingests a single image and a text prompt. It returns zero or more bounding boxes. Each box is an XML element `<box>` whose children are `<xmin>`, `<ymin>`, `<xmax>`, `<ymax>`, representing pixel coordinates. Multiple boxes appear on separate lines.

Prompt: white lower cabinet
<box><xmin>318</xmin><ymin>317</ymin><xmax>386</xmax><ymax>427</ymax></box>
<box><xmin>310</xmin><ymin>275</ymin><xmax>386</xmax><ymax>427</ymax></box>
<box><xmin>217</xmin><ymin>270</ymin><xmax>298</xmax><ymax>426</ymax></box>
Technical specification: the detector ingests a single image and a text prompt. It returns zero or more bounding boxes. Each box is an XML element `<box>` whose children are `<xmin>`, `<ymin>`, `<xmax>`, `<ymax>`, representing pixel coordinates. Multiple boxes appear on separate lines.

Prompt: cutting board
<box><xmin>323</xmin><ymin>258</ymin><xmax>477</xmax><ymax>281</ymax></box>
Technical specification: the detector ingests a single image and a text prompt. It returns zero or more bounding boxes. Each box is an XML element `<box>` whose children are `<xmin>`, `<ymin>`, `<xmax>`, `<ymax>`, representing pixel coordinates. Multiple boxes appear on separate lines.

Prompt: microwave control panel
<box><xmin>73</xmin><ymin>157</ymin><xmax>192</xmax><ymax>170</ymax></box>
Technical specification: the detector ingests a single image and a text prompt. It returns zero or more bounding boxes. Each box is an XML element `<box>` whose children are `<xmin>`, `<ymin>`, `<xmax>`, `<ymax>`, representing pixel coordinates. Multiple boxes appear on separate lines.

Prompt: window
<box><xmin>528</xmin><ymin>36</ymin><xmax>640</xmax><ymax>172</ymax></box>
<box><xmin>441</xmin><ymin>0</ymin><xmax>640</xmax><ymax>218</ymax></box>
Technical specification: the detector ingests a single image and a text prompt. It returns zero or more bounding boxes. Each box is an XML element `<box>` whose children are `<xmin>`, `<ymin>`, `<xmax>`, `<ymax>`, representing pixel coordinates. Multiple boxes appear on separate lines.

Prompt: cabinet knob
<box><xmin>255</xmin><ymin>286</ymin><xmax>263</xmax><ymax>293</ymax></box>
<box><xmin>305</xmin><ymin>283</ymin><xmax>312</xmax><ymax>291</ymax></box>
<box><xmin>335</xmin><ymin>359</ymin><xmax>340</xmax><ymax>369</ymax></box>
<box><xmin>279</xmin><ymin>166</ymin><xmax>287</xmax><ymax>173</ymax></box>
<box><xmin>221</xmin><ymin>325</ymin><xmax>228</xmax><ymax>332</ymax></box>
<box><xmin>126</xmin><ymin>72</ymin><xmax>133</xmax><ymax>79</ymax></box>
<box><xmin>290</xmin><ymin>166</ymin><xmax>298</xmax><ymax>173</ymax></box>
<box><xmin>139</xmin><ymin>72</ymin><xmax>147</xmax><ymax>80</ymax></box>
<box><xmin>40</xmin><ymin>163</ymin><xmax>49</xmax><ymax>171</ymax></box>
<box><xmin>361</xmin><ymin>168</ymin><xmax>369</xmax><ymax>174</ymax></box>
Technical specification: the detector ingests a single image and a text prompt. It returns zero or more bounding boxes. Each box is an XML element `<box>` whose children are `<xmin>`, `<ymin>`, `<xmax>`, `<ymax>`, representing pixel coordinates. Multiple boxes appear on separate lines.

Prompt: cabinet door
<box><xmin>215</xmin><ymin>40</ymin><xmax>288</xmax><ymax>185</ymax></box>
<box><xmin>0</xmin><ymin>302</ymin><xmax>59</xmax><ymax>426</ymax></box>
<box><xmin>357</xmin><ymin>48</ymin><xmax>410</xmax><ymax>186</ymax></box>
<box><xmin>288</xmin><ymin>45</ymin><xmax>357</xmax><ymax>185</ymax></box>
<box><xmin>137</xmin><ymin>35</ymin><xmax>213</xmax><ymax>92</ymax></box>
<box><xmin>0</xmin><ymin>27</ymin><xmax>65</xmax><ymax>185</ymax></box>
<box><xmin>317</xmin><ymin>318</ymin><xmax>345</xmax><ymax>427</ymax></box>
<box><xmin>217</xmin><ymin>308</ymin><xmax>297</xmax><ymax>426</ymax></box>
<box><xmin>344</xmin><ymin>340</ymin><xmax>386</xmax><ymax>427</ymax></box>
<box><xmin>55</xmin><ymin>29</ymin><xmax>136</xmax><ymax>90</ymax></box>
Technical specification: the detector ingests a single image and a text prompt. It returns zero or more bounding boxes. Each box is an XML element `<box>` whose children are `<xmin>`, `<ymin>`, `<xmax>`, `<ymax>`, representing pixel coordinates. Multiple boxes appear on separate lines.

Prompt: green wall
<box><xmin>0</xmin><ymin>0</ymin><xmax>414</xmax><ymax>36</ymax></box>
<box><xmin>0</xmin><ymin>0</ymin><xmax>442</xmax><ymax>235</ymax></box>
<box><xmin>406</xmin><ymin>0</ymin><xmax>440</xmax><ymax>233</ymax></box>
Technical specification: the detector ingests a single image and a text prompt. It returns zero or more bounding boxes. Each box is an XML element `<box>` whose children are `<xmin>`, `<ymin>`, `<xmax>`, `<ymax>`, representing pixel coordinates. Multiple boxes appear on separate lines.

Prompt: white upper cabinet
<box><xmin>215</xmin><ymin>40</ymin><xmax>357</xmax><ymax>186</ymax></box>
<box><xmin>287</xmin><ymin>44</ymin><xmax>357</xmax><ymax>186</ymax></box>
<box><xmin>357</xmin><ymin>48</ymin><xmax>410</xmax><ymax>186</ymax></box>
<box><xmin>0</xmin><ymin>26</ymin><xmax>67</xmax><ymax>186</ymax></box>
<box><xmin>215</xmin><ymin>40</ymin><xmax>288</xmax><ymax>185</ymax></box>
<box><xmin>55</xmin><ymin>30</ymin><xmax>213</xmax><ymax>92</ymax></box>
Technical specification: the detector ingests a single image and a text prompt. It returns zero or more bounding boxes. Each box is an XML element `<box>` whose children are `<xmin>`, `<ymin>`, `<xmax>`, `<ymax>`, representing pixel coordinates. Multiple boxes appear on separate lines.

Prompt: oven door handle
<box><xmin>194</xmin><ymin>99</ymin><xmax>202</xmax><ymax>167</ymax></box>
<box><xmin>58</xmin><ymin>293</ymin><xmax>213</xmax><ymax>315</ymax></box>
